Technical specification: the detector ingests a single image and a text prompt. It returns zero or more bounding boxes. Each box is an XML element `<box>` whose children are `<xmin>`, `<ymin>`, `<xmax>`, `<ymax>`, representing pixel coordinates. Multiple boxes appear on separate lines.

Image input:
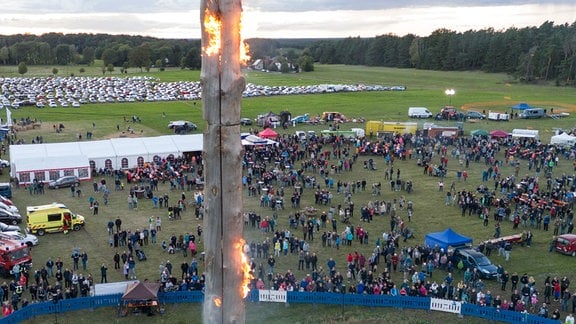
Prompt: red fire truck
<box><xmin>0</xmin><ymin>239</ymin><xmax>32</xmax><ymax>277</ymax></box>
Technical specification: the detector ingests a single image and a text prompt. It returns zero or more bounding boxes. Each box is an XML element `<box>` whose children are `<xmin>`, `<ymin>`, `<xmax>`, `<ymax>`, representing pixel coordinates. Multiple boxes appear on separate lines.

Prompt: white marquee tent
<box><xmin>10</xmin><ymin>134</ymin><xmax>204</xmax><ymax>185</ymax></box>
<box><xmin>550</xmin><ymin>132</ymin><xmax>576</xmax><ymax>147</ymax></box>
<box><xmin>511</xmin><ymin>129</ymin><xmax>539</xmax><ymax>140</ymax></box>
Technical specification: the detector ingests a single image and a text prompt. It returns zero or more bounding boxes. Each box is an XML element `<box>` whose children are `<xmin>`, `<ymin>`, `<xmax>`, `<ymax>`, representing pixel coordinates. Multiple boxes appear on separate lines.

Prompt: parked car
<box><xmin>554</xmin><ymin>234</ymin><xmax>576</xmax><ymax>256</ymax></box>
<box><xmin>240</xmin><ymin>118</ymin><xmax>252</xmax><ymax>126</ymax></box>
<box><xmin>453</xmin><ymin>248</ymin><xmax>498</xmax><ymax>279</ymax></box>
<box><xmin>0</xmin><ymin>202</ymin><xmax>18</xmax><ymax>214</ymax></box>
<box><xmin>291</xmin><ymin>114</ymin><xmax>310</xmax><ymax>124</ymax></box>
<box><xmin>168</xmin><ymin>120</ymin><xmax>197</xmax><ymax>130</ymax></box>
<box><xmin>439</xmin><ymin>106</ymin><xmax>461</xmax><ymax>120</ymax></box>
<box><xmin>0</xmin><ymin>231</ymin><xmax>38</xmax><ymax>246</ymax></box>
<box><xmin>0</xmin><ymin>195</ymin><xmax>13</xmax><ymax>206</ymax></box>
<box><xmin>168</xmin><ymin>120</ymin><xmax>197</xmax><ymax>134</ymax></box>
<box><xmin>0</xmin><ymin>159</ymin><xmax>9</xmax><ymax>168</ymax></box>
<box><xmin>466</xmin><ymin>111</ymin><xmax>486</xmax><ymax>119</ymax></box>
<box><xmin>0</xmin><ymin>222</ymin><xmax>20</xmax><ymax>232</ymax></box>
<box><xmin>0</xmin><ymin>209</ymin><xmax>22</xmax><ymax>225</ymax></box>
<box><xmin>48</xmin><ymin>176</ymin><xmax>80</xmax><ymax>189</ymax></box>
<box><xmin>408</xmin><ymin>107</ymin><xmax>433</xmax><ymax>118</ymax></box>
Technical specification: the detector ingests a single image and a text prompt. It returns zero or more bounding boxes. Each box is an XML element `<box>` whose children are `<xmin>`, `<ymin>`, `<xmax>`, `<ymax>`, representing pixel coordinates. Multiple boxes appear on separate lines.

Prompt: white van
<box><xmin>408</xmin><ymin>107</ymin><xmax>433</xmax><ymax>118</ymax></box>
<box><xmin>519</xmin><ymin>108</ymin><xmax>546</xmax><ymax>119</ymax></box>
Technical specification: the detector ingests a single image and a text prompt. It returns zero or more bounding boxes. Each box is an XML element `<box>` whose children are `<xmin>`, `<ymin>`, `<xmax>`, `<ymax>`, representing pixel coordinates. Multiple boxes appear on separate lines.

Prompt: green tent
<box><xmin>470</xmin><ymin>129</ymin><xmax>489</xmax><ymax>136</ymax></box>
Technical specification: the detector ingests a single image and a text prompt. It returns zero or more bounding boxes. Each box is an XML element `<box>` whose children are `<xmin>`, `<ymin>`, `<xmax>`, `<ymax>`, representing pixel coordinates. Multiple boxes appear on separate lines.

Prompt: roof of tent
<box><xmin>13</xmin><ymin>155</ymin><xmax>89</xmax><ymax>173</ymax></box>
<box><xmin>110</xmin><ymin>138</ymin><xmax>149</xmax><ymax>157</ymax></box>
<box><xmin>9</xmin><ymin>135</ymin><xmax>205</xmax><ymax>170</ymax></box>
<box><xmin>511</xmin><ymin>102</ymin><xmax>534</xmax><ymax>110</ymax></box>
<box><xmin>511</xmin><ymin>129</ymin><xmax>539</xmax><ymax>138</ymax></box>
<box><xmin>121</xmin><ymin>282</ymin><xmax>161</xmax><ymax>301</ymax></box>
<box><xmin>79</xmin><ymin>140</ymin><xmax>116</xmax><ymax>160</ymax></box>
<box><xmin>142</xmin><ymin>135</ymin><xmax>180</xmax><ymax>155</ymax></box>
<box><xmin>42</xmin><ymin>142</ymin><xmax>83</xmax><ymax>157</ymax></box>
<box><xmin>551</xmin><ymin>132</ymin><xmax>576</xmax><ymax>146</ymax></box>
<box><xmin>169</xmin><ymin>134</ymin><xmax>203</xmax><ymax>153</ymax></box>
<box><xmin>259</xmin><ymin>128</ymin><xmax>278</xmax><ymax>139</ymax></box>
<box><xmin>425</xmin><ymin>228</ymin><xmax>472</xmax><ymax>250</ymax></box>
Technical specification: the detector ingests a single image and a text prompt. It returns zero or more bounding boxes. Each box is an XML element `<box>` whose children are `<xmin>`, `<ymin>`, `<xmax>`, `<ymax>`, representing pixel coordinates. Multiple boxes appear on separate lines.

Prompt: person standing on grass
<box><xmin>113</xmin><ymin>252</ymin><xmax>120</xmax><ymax>270</ymax></box>
<box><xmin>100</xmin><ymin>264</ymin><xmax>108</xmax><ymax>283</ymax></box>
<box><xmin>115</xmin><ymin>217</ymin><xmax>122</xmax><ymax>232</ymax></box>
<box><xmin>123</xmin><ymin>261</ymin><xmax>129</xmax><ymax>280</ymax></box>
<box><xmin>81</xmin><ymin>251</ymin><xmax>88</xmax><ymax>270</ymax></box>
<box><xmin>128</xmin><ymin>257</ymin><xmax>136</xmax><ymax>279</ymax></box>
<box><xmin>93</xmin><ymin>200</ymin><xmax>99</xmax><ymax>216</ymax></box>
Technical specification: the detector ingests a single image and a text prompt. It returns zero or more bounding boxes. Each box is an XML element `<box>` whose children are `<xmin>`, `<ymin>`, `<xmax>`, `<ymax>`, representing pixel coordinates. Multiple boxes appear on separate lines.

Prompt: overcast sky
<box><xmin>0</xmin><ymin>0</ymin><xmax>575</xmax><ymax>39</ymax></box>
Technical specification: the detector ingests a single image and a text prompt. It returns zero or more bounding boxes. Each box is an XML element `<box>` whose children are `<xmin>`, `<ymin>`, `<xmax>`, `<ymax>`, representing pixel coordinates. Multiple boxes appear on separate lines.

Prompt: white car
<box><xmin>0</xmin><ymin>222</ymin><xmax>20</xmax><ymax>232</ymax></box>
<box><xmin>0</xmin><ymin>231</ymin><xmax>38</xmax><ymax>246</ymax></box>
<box><xmin>0</xmin><ymin>159</ymin><xmax>9</xmax><ymax>168</ymax></box>
<box><xmin>0</xmin><ymin>201</ymin><xmax>18</xmax><ymax>214</ymax></box>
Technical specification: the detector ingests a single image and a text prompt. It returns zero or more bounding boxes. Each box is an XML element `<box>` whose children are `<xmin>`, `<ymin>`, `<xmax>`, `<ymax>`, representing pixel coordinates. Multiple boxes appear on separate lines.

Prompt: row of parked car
<box><xmin>0</xmin><ymin>194</ymin><xmax>38</xmax><ymax>247</ymax></box>
<box><xmin>0</xmin><ymin>76</ymin><xmax>406</xmax><ymax>110</ymax></box>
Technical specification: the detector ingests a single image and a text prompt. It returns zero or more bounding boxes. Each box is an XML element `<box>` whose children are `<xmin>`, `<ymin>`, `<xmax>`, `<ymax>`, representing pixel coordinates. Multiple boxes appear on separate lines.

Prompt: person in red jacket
<box><xmin>2</xmin><ymin>302</ymin><xmax>13</xmax><ymax>316</ymax></box>
<box><xmin>554</xmin><ymin>281</ymin><xmax>561</xmax><ymax>301</ymax></box>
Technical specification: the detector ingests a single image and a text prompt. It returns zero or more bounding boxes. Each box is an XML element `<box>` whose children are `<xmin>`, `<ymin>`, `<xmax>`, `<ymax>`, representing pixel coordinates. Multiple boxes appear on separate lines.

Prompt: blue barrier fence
<box><xmin>0</xmin><ymin>290</ymin><xmax>559</xmax><ymax>324</ymax></box>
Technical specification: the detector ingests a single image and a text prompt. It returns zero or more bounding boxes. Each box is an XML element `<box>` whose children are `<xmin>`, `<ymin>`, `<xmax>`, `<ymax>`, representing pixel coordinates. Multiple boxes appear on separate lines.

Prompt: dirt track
<box><xmin>461</xmin><ymin>101</ymin><xmax>576</xmax><ymax>113</ymax></box>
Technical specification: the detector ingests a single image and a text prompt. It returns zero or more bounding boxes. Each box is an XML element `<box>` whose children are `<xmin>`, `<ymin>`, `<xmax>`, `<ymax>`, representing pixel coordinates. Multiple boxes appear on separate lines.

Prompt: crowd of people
<box><xmin>4</xmin><ymin>126</ymin><xmax>576</xmax><ymax>322</ymax></box>
<box><xmin>235</xmin><ymin>130</ymin><xmax>576</xmax><ymax>321</ymax></box>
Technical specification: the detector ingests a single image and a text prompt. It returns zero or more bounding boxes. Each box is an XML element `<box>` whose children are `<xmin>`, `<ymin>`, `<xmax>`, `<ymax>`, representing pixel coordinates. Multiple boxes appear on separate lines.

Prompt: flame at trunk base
<box><xmin>236</xmin><ymin>239</ymin><xmax>253</xmax><ymax>298</ymax></box>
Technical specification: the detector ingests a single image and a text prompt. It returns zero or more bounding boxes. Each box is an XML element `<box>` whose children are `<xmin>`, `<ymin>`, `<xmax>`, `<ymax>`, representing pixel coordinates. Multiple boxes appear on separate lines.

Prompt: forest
<box><xmin>307</xmin><ymin>21</ymin><xmax>576</xmax><ymax>85</ymax></box>
<box><xmin>1</xmin><ymin>20</ymin><xmax>575</xmax><ymax>85</ymax></box>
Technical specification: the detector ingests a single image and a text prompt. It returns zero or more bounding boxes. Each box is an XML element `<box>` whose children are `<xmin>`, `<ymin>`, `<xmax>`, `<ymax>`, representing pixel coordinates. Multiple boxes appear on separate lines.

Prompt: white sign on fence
<box><xmin>430</xmin><ymin>298</ymin><xmax>462</xmax><ymax>314</ymax></box>
<box><xmin>258</xmin><ymin>290</ymin><xmax>287</xmax><ymax>303</ymax></box>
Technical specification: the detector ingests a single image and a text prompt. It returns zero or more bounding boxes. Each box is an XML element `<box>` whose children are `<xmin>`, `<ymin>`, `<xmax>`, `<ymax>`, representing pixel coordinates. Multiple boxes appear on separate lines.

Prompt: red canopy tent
<box><xmin>258</xmin><ymin>128</ymin><xmax>278</xmax><ymax>139</ymax></box>
<box><xmin>490</xmin><ymin>130</ymin><xmax>509</xmax><ymax>138</ymax></box>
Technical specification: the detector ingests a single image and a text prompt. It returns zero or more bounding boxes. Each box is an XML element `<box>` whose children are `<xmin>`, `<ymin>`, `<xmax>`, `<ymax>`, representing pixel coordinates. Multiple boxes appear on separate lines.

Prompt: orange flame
<box><xmin>203</xmin><ymin>11</ymin><xmax>221</xmax><ymax>57</ymax></box>
<box><xmin>237</xmin><ymin>238</ymin><xmax>253</xmax><ymax>298</ymax></box>
<box><xmin>213</xmin><ymin>297</ymin><xmax>222</xmax><ymax>307</ymax></box>
<box><xmin>202</xmin><ymin>9</ymin><xmax>250</xmax><ymax>64</ymax></box>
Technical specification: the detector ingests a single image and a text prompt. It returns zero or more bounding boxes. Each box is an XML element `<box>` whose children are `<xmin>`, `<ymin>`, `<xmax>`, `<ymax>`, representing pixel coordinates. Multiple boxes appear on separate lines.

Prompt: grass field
<box><xmin>3</xmin><ymin>64</ymin><xmax>576</xmax><ymax>323</ymax></box>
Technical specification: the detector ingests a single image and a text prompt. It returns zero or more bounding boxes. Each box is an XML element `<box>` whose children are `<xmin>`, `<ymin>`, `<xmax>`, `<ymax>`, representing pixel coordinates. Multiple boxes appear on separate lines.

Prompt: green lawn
<box><xmin>4</xmin><ymin>64</ymin><xmax>576</xmax><ymax>323</ymax></box>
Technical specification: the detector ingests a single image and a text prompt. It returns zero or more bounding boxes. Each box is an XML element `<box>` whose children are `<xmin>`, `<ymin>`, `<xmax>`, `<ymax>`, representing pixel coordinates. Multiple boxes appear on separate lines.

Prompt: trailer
<box><xmin>365</xmin><ymin>121</ymin><xmax>418</xmax><ymax>136</ymax></box>
<box><xmin>425</xmin><ymin>126</ymin><xmax>460</xmax><ymax>139</ymax></box>
<box><xmin>488</xmin><ymin>111</ymin><xmax>510</xmax><ymax>121</ymax></box>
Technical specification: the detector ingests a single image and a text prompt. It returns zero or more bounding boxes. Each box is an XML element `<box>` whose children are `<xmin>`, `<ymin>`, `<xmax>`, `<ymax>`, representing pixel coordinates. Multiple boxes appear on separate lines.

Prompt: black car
<box><xmin>168</xmin><ymin>121</ymin><xmax>198</xmax><ymax>134</ymax></box>
<box><xmin>48</xmin><ymin>176</ymin><xmax>80</xmax><ymax>189</ymax></box>
<box><xmin>0</xmin><ymin>209</ymin><xmax>22</xmax><ymax>225</ymax></box>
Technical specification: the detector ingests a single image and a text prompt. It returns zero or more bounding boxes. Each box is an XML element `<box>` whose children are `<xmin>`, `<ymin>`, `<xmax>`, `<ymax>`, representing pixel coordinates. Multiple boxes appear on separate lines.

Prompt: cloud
<box><xmin>245</xmin><ymin>0</ymin><xmax>574</xmax><ymax>12</ymax></box>
<box><xmin>0</xmin><ymin>1</ymin><xmax>575</xmax><ymax>38</ymax></box>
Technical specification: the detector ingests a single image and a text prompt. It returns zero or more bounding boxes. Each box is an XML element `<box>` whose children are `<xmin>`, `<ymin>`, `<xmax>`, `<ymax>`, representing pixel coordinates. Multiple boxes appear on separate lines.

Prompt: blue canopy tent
<box><xmin>511</xmin><ymin>102</ymin><xmax>534</xmax><ymax>110</ymax></box>
<box><xmin>425</xmin><ymin>228</ymin><xmax>472</xmax><ymax>250</ymax></box>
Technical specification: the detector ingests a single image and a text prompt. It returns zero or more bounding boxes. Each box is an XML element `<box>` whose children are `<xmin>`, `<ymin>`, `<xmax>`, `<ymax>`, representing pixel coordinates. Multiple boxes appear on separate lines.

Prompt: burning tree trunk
<box><xmin>201</xmin><ymin>0</ymin><xmax>246</xmax><ymax>323</ymax></box>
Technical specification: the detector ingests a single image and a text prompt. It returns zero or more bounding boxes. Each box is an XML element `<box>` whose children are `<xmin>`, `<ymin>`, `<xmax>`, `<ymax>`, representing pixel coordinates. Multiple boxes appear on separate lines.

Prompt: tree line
<box><xmin>306</xmin><ymin>21</ymin><xmax>576</xmax><ymax>85</ymax></box>
<box><xmin>2</xmin><ymin>20</ymin><xmax>576</xmax><ymax>84</ymax></box>
<box><xmin>0</xmin><ymin>33</ymin><xmax>202</xmax><ymax>71</ymax></box>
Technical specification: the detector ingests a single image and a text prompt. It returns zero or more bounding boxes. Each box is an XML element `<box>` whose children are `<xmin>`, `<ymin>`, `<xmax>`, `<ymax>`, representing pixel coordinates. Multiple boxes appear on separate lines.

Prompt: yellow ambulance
<box><xmin>26</xmin><ymin>203</ymin><xmax>85</xmax><ymax>235</ymax></box>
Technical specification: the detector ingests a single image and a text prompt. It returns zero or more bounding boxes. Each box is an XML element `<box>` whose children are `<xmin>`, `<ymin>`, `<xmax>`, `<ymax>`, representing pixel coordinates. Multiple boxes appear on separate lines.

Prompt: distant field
<box><xmin>5</xmin><ymin>64</ymin><xmax>576</xmax><ymax>323</ymax></box>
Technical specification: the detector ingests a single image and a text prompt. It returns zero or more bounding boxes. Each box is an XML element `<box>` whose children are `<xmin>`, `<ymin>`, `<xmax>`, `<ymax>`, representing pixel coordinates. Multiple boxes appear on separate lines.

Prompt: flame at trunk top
<box><xmin>203</xmin><ymin>11</ymin><xmax>222</xmax><ymax>57</ymax></box>
<box><xmin>202</xmin><ymin>9</ymin><xmax>250</xmax><ymax>63</ymax></box>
